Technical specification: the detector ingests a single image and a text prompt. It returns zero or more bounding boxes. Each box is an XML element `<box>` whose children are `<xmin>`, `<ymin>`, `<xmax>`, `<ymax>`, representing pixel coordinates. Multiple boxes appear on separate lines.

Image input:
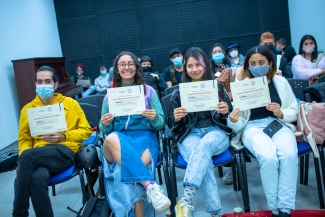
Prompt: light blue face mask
<box><xmin>36</xmin><ymin>85</ymin><xmax>55</xmax><ymax>99</ymax></box>
<box><xmin>100</xmin><ymin>70</ymin><xmax>107</xmax><ymax>75</ymax></box>
<box><xmin>249</xmin><ymin>65</ymin><xmax>270</xmax><ymax>77</ymax></box>
<box><xmin>173</xmin><ymin>57</ymin><xmax>183</xmax><ymax>67</ymax></box>
<box><xmin>212</xmin><ymin>53</ymin><xmax>225</xmax><ymax>63</ymax></box>
<box><xmin>275</xmin><ymin>46</ymin><xmax>280</xmax><ymax>53</ymax></box>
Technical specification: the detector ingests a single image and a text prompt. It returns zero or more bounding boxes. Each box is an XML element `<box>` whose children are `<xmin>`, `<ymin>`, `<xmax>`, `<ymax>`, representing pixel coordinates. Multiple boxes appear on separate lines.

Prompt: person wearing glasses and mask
<box><xmin>163</xmin><ymin>48</ymin><xmax>184</xmax><ymax>87</ymax></box>
<box><xmin>226</xmin><ymin>43</ymin><xmax>245</xmax><ymax>68</ymax></box>
<box><xmin>13</xmin><ymin>66</ymin><xmax>92</xmax><ymax>217</ymax></box>
<box><xmin>99</xmin><ymin>52</ymin><xmax>171</xmax><ymax>217</ymax></box>
<box><xmin>292</xmin><ymin>34</ymin><xmax>325</xmax><ymax>82</ymax></box>
<box><xmin>94</xmin><ymin>64</ymin><xmax>110</xmax><ymax>94</ymax></box>
<box><xmin>259</xmin><ymin>32</ymin><xmax>290</xmax><ymax>78</ymax></box>
<box><xmin>228</xmin><ymin>46</ymin><xmax>298</xmax><ymax>217</ymax></box>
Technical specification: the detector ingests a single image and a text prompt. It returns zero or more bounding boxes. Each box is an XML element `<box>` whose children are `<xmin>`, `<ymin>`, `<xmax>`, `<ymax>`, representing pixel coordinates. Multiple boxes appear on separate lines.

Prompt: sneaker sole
<box><xmin>154</xmin><ymin>200</ymin><xmax>171</xmax><ymax>212</ymax></box>
<box><xmin>222</xmin><ymin>178</ymin><xmax>233</xmax><ymax>185</ymax></box>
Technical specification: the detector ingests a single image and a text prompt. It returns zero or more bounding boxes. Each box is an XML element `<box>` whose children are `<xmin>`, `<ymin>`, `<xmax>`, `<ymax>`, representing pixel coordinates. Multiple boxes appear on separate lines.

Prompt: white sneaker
<box><xmin>146</xmin><ymin>183</ymin><xmax>171</xmax><ymax>212</ymax></box>
<box><xmin>222</xmin><ymin>169</ymin><xmax>233</xmax><ymax>184</ymax></box>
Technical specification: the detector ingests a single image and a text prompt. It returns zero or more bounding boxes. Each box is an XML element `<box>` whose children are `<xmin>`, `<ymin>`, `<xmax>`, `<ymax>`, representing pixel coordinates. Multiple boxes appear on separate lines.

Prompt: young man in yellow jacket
<box><xmin>13</xmin><ymin>66</ymin><xmax>92</xmax><ymax>217</ymax></box>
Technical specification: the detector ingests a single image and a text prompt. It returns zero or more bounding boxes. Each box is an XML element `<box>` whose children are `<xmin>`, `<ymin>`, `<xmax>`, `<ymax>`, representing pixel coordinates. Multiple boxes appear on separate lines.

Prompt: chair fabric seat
<box><xmin>49</xmin><ymin>163</ymin><xmax>76</xmax><ymax>184</ymax></box>
<box><xmin>297</xmin><ymin>141</ymin><xmax>312</xmax><ymax>156</ymax></box>
<box><xmin>177</xmin><ymin>149</ymin><xmax>232</xmax><ymax>167</ymax></box>
<box><xmin>82</xmin><ymin>135</ymin><xmax>97</xmax><ymax>145</ymax></box>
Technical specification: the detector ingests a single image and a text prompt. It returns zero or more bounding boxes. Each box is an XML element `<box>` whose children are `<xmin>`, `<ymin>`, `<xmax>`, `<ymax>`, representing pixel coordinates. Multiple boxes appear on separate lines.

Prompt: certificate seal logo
<box><xmin>251</xmin><ymin>81</ymin><xmax>256</xmax><ymax>86</ymax></box>
<box><xmin>127</xmin><ymin>88</ymin><xmax>132</xmax><ymax>93</ymax></box>
<box><xmin>47</xmin><ymin>107</ymin><xmax>52</xmax><ymax>112</ymax></box>
<box><xmin>200</xmin><ymin>84</ymin><xmax>205</xmax><ymax>88</ymax></box>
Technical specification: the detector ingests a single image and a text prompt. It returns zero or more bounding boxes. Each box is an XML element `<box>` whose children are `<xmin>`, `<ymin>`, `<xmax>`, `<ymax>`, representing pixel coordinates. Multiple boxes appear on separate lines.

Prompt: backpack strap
<box><xmin>314</xmin><ymin>52</ymin><xmax>325</xmax><ymax>69</ymax></box>
<box><xmin>170</xmin><ymin>66</ymin><xmax>178</xmax><ymax>84</ymax></box>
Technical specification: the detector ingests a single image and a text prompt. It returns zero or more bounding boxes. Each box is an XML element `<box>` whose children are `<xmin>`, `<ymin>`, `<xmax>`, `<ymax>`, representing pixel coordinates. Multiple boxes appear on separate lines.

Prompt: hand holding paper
<box><xmin>174</xmin><ymin>107</ymin><xmax>187</xmax><ymax>122</ymax></box>
<box><xmin>42</xmin><ymin>133</ymin><xmax>66</xmax><ymax>143</ymax></box>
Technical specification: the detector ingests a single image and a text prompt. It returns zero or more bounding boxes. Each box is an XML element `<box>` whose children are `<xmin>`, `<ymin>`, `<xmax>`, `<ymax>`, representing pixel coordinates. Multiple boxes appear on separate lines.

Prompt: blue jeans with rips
<box><xmin>101</xmin><ymin>130</ymin><xmax>158</xmax><ymax>217</ymax></box>
<box><xmin>242</xmin><ymin>117</ymin><xmax>298</xmax><ymax>211</ymax></box>
<box><xmin>178</xmin><ymin>125</ymin><xmax>229</xmax><ymax>213</ymax></box>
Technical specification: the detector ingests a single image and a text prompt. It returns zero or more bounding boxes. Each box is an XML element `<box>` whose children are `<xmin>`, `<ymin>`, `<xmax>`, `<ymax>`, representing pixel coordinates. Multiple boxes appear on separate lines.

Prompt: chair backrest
<box><xmin>77</xmin><ymin>94</ymin><xmax>105</xmax><ymax>118</ymax></box>
<box><xmin>164</xmin><ymin>85</ymin><xmax>178</xmax><ymax>96</ymax></box>
<box><xmin>286</xmin><ymin>78</ymin><xmax>309</xmax><ymax>101</ymax></box>
<box><xmin>143</xmin><ymin>73</ymin><xmax>161</xmax><ymax>99</ymax></box>
<box><xmin>79</xmin><ymin>103</ymin><xmax>99</xmax><ymax>128</ymax></box>
<box><xmin>161</xmin><ymin>93</ymin><xmax>173</xmax><ymax>119</ymax></box>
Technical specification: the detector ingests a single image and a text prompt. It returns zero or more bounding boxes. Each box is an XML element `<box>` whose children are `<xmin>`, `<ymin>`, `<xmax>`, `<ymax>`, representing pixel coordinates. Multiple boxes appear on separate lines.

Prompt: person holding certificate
<box><xmin>170</xmin><ymin>47</ymin><xmax>232</xmax><ymax>217</ymax></box>
<box><xmin>99</xmin><ymin>52</ymin><xmax>171</xmax><ymax>217</ymax></box>
<box><xmin>227</xmin><ymin>46</ymin><xmax>298</xmax><ymax>217</ymax></box>
<box><xmin>13</xmin><ymin>66</ymin><xmax>92</xmax><ymax>217</ymax></box>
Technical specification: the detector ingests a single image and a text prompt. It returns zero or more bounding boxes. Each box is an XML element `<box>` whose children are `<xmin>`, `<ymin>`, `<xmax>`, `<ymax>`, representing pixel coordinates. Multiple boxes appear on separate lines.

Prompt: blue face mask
<box><xmin>249</xmin><ymin>65</ymin><xmax>270</xmax><ymax>77</ymax></box>
<box><xmin>275</xmin><ymin>46</ymin><xmax>280</xmax><ymax>53</ymax></box>
<box><xmin>212</xmin><ymin>53</ymin><xmax>225</xmax><ymax>63</ymax></box>
<box><xmin>173</xmin><ymin>57</ymin><xmax>183</xmax><ymax>67</ymax></box>
<box><xmin>36</xmin><ymin>85</ymin><xmax>55</xmax><ymax>99</ymax></box>
<box><xmin>100</xmin><ymin>70</ymin><xmax>107</xmax><ymax>75</ymax></box>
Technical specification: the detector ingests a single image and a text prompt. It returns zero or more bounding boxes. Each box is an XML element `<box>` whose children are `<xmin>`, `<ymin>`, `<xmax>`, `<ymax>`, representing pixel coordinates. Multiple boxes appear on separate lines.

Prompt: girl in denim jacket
<box><xmin>170</xmin><ymin>47</ymin><xmax>232</xmax><ymax>217</ymax></box>
<box><xmin>99</xmin><ymin>52</ymin><xmax>171</xmax><ymax>217</ymax></box>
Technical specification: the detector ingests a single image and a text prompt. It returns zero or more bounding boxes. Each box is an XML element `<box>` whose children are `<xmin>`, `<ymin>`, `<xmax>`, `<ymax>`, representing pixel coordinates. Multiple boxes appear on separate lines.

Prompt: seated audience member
<box><xmin>140</xmin><ymin>55</ymin><xmax>166</xmax><ymax>93</ymax></box>
<box><xmin>170</xmin><ymin>47</ymin><xmax>232</xmax><ymax>217</ymax></box>
<box><xmin>227</xmin><ymin>46</ymin><xmax>298</xmax><ymax>217</ymax></box>
<box><xmin>164</xmin><ymin>48</ymin><xmax>184</xmax><ymax>87</ymax></box>
<box><xmin>70</xmin><ymin>63</ymin><xmax>96</xmax><ymax>98</ymax></box>
<box><xmin>226</xmin><ymin>43</ymin><xmax>245</xmax><ymax>68</ymax></box>
<box><xmin>13</xmin><ymin>66</ymin><xmax>92</xmax><ymax>217</ymax></box>
<box><xmin>275</xmin><ymin>38</ymin><xmax>296</xmax><ymax>63</ymax></box>
<box><xmin>99</xmin><ymin>52</ymin><xmax>171</xmax><ymax>216</ymax></box>
<box><xmin>260</xmin><ymin>32</ymin><xmax>290</xmax><ymax>78</ymax></box>
<box><xmin>94</xmin><ymin>64</ymin><xmax>110</xmax><ymax>94</ymax></box>
<box><xmin>209</xmin><ymin>43</ymin><xmax>231</xmax><ymax>77</ymax></box>
<box><xmin>292</xmin><ymin>34</ymin><xmax>325</xmax><ymax>81</ymax></box>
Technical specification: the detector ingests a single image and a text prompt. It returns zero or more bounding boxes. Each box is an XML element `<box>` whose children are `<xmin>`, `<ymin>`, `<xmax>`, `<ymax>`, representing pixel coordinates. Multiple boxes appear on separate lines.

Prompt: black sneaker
<box><xmin>279</xmin><ymin>211</ymin><xmax>291</xmax><ymax>217</ymax></box>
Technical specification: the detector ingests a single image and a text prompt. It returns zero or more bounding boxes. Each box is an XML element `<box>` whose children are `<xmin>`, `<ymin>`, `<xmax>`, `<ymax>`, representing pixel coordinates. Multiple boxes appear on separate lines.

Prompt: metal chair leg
<box><xmin>157</xmin><ymin>164</ymin><xmax>163</xmax><ymax>185</ymax></box>
<box><xmin>169</xmin><ymin>153</ymin><xmax>177</xmax><ymax>217</ymax></box>
<box><xmin>79</xmin><ymin>169</ymin><xmax>87</xmax><ymax>205</ymax></box>
<box><xmin>304</xmin><ymin>154</ymin><xmax>309</xmax><ymax>185</ymax></box>
<box><xmin>299</xmin><ymin>155</ymin><xmax>304</xmax><ymax>184</ymax></box>
<box><xmin>313</xmin><ymin>157</ymin><xmax>325</xmax><ymax>209</ymax></box>
<box><xmin>52</xmin><ymin>185</ymin><xmax>56</xmax><ymax>196</ymax></box>
<box><xmin>218</xmin><ymin>166</ymin><xmax>223</xmax><ymax>177</ymax></box>
<box><xmin>231</xmin><ymin>160</ymin><xmax>238</xmax><ymax>191</ymax></box>
<box><xmin>237</xmin><ymin>150</ymin><xmax>250</xmax><ymax>212</ymax></box>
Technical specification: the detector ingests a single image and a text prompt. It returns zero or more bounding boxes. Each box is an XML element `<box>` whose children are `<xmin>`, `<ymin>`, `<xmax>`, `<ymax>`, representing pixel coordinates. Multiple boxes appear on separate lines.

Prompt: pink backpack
<box><xmin>296</xmin><ymin>101</ymin><xmax>325</xmax><ymax>158</ymax></box>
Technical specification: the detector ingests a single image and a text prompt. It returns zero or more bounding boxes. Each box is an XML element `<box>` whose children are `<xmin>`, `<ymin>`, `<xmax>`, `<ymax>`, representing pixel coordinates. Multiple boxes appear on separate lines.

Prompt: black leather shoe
<box><xmin>272</xmin><ymin>214</ymin><xmax>278</xmax><ymax>217</ymax></box>
<box><xmin>279</xmin><ymin>211</ymin><xmax>291</xmax><ymax>217</ymax></box>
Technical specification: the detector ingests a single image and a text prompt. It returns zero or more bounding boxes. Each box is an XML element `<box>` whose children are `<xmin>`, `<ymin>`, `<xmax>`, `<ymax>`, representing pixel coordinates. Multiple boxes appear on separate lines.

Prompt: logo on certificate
<box><xmin>200</xmin><ymin>83</ymin><xmax>205</xmax><ymax>88</ymax></box>
<box><xmin>127</xmin><ymin>88</ymin><xmax>132</xmax><ymax>93</ymax></box>
<box><xmin>251</xmin><ymin>81</ymin><xmax>256</xmax><ymax>86</ymax></box>
<box><xmin>47</xmin><ymin>107</ymin><xmax>52</xmax><ymax>112</ymax></box>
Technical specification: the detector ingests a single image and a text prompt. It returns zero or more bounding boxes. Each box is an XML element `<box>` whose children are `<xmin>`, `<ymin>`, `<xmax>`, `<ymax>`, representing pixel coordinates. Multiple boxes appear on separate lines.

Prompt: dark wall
<box><xmin>54</xmin><ymin>0</ymin><xmax>291</xmax><ymax>81</ymax></box>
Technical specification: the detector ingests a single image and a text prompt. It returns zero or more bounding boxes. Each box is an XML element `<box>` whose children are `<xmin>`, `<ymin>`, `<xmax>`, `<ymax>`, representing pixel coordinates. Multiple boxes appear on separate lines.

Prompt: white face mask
<box><xmin>303</xmin><ymin>45</ymin><xmax>315</xmax><ymax>54</ymax></box>
<box><xmin>230</xmin><ymin>50</ymin><xmax>238</xmax><ymax>58</ymax></box>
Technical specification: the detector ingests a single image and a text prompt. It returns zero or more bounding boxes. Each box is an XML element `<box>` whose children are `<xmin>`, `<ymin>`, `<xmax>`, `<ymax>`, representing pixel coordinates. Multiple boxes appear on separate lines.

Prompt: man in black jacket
<box><xmin>259</xmin><ymin>32</ymin><xmax>292</xmax><ymax>78</ymax></box>
<box><xmin>276</xmin><ymin>38</ymin><xmax>297</xmax><ymax>63</ymax></box>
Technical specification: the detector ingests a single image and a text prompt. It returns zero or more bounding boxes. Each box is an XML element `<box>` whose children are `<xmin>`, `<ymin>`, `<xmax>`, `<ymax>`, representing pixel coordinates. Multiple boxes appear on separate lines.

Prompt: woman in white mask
<box><xmin>228</xmin><ymin>46</ymin><xmax>298</xmax><ymax>217</ymax></box>
<box><xmin>292</xmin><ymin>34</ymin><xmax>325</xmax><ymax>82</ymax></box>
<box><xmin>226</xmin><ymin>43</ymin><xmax>245</xmax><ymax>68</ymax></box>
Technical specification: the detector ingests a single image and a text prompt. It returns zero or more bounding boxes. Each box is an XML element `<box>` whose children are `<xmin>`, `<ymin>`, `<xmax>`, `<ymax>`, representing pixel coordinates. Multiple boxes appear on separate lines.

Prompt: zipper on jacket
<box><xmin>125</xmin><ymin>115</ymin><xmax>130</xmax><ymax>130</ymax></box>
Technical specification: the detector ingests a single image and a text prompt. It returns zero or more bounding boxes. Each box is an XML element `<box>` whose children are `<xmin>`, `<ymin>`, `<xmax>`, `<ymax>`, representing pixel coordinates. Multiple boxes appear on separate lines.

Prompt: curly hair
<box><xmin>260</xmin><ymin>32</ymin><xmax>275</xmax><ymax>43</ymax></box>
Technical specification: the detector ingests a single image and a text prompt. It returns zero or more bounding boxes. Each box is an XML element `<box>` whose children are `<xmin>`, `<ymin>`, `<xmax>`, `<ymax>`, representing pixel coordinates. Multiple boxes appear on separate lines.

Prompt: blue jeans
<box><xmin>82</xmin><ymin>85</ymin><xmax>96</xmax><ymax>98</ymax></box>
<box><xmin>242</xmin><ymin>117</ymin><xmax>298</xmax><ymax>211</ymax></box>
<box><xmin>178</xmin><ymin>126</ymin><xmax>229</xmax><ymax>213</ymax></box>
<box><xmin>102</xmin><ymin>130</ymin><xmax>158</xmax><ymax>217</ymax></box>
<box><xmin>12</xmin><ymin>144</ymin><xmax>75</xmax><ymax>217</ymax></box>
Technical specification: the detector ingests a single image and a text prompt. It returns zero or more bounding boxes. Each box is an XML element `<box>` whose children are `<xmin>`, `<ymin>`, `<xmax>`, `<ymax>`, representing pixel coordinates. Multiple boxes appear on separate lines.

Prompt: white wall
<box><xmin>289</xmin><ymin>0</ymin><xmax>325</xmax><ymax>53</ymax></box>
<box><xmin>0</xmin><ymin>0</ymin><xmax>62</xmax><ymax>150</ymax></box>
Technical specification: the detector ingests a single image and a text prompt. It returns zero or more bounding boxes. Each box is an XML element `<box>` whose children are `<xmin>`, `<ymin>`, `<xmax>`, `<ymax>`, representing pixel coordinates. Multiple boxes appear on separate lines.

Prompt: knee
<box><xmin>258</xmin><ymin>153</ymin><xmax>277</xmax><ymax>165</ymax></box>
<box><xmin>30</xmin><ymin>168</ymin><xmax>49</xmax><ymax>187</ymax></box>
<box><xmin>104</xmin><ymin>133</ymin><xmax>120</xmax><ymax>151</ymax></box>
<box><xmin>18</xmin><ymin>150</ymin><xmax>34</xmax><ymax>165</ymax></box>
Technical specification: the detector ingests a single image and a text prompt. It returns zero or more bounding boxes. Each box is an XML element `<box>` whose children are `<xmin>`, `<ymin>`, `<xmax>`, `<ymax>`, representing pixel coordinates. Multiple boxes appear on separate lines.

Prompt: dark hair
<box><xmin>298</xmin><ymin>34</ymin><xmax>318</xmax><ymax>62</ymax></box>
<box><xmin>243</xmin><ymin>46</ymin><xmax>276</xmax><ymax>80</ymax></box>
<box><xmin>112</xmin><ymin>51</ymin><xmax>146</xmax><ymax>93</ymax></box>
<box><xmin>140</xmin><ymin>55</ymin><xmax>157</xmax><ymax>72</ymax></box>
<box><xmin>35</xmin><ymin>66</ymin><xmax>59</xmax><ymax>83</ymax></box>
<box><xmin>209</xmin><ymin>43</ymin><xmax>230</xmax><ymax>71</ymax></box>
<box><xmin>277</xmin><ymin>38</ymin><xmax>287</xmax><ymax>46</ymax></box>
<box><xmin>182</xmin><ymin>47</ymin><xmax>214</xmax><ymax>82</ymax></box>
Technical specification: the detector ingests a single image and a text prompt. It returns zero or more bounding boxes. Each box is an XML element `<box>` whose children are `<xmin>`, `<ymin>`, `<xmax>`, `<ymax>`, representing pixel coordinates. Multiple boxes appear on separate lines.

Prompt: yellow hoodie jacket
<box><xmin>18</xmin><ymin>93</ymin><xmax>92</xmax><ymax>155</ymax></box>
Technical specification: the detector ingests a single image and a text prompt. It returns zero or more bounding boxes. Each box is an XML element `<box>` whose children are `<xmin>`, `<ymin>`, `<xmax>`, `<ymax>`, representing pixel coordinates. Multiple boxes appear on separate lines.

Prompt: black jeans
<box><xmin>12</xmin><ymin>144</ymin><xmax>75</xmax><ymax>217</ymax></box>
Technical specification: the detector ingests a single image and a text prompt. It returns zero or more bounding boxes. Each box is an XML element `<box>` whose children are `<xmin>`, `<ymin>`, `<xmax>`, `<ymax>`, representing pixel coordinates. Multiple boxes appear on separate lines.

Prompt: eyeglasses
<box><xmin>36</xmin><ymin>79</ymin><xmax>54</xmax><ymax>85</ymax></box>
<box><xmin>118</xmin><ymin>62</ymin><xmax>135</xmax><ymax>69</ymax></box>
<box><xmin>212</xmin><ymin>50</ymin><xmax>224</xmax><ymax>54</ymax></box>
<box><xmin>229</xmin><ymin>48</ymin><xmax>238</xmax><ymax>52</ymax></box>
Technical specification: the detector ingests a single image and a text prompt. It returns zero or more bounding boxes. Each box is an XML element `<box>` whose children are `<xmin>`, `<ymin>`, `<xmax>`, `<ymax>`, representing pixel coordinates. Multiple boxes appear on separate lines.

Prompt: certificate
<box><xmin>230</xmin><ymin>76</ymin><xmax>271</xmax><ymax>111</ymax></box>
<box><xmin>77</xmin><ymin>79</ymin><xmax>90</xmax><ymax>87</ymax></box>
<box><xmin>107</xmin><ymin>85</ymin><xmax>146</xmax><ymax>116</ymax></box>
<box><xmin>179</xmin><ymin>80</ymin><xmax>219</xmax><ymax>112</ymax></box>
<box><xmin>27</xmin><ymin>103</ymin><xmax>67</xmax><ymax>136</ymax></box>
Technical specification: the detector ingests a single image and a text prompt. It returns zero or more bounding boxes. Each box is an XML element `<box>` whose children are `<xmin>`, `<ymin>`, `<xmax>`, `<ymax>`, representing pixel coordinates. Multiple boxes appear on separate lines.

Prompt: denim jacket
<box><xmin>168</xmin><ymin>82</ymin><xmax>233</xmax><ymax>143</ymax></box>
